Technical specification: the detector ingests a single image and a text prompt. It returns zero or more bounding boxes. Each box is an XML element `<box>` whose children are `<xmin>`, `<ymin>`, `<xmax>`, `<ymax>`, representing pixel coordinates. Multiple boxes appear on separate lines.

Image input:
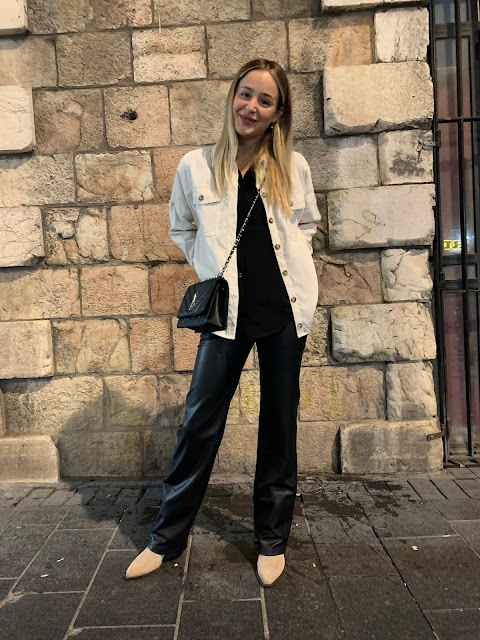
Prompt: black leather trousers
<box><xmin>148</xmin><ymin>318</ymin><xmax>307</xmax><ymax>559</ymax></box>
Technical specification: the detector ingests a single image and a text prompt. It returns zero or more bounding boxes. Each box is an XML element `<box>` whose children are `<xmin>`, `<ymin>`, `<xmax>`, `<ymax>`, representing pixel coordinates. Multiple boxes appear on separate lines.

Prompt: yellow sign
<box><xmin>444</xmin><ymin>239</ymin><xmax>462</xmax><ymax>251</ymax></box>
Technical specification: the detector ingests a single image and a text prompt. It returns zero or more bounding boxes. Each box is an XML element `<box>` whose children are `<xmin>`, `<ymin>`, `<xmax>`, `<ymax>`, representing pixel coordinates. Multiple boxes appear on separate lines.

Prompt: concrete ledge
<box><xmin>0</xmin><ymin>436</ymin><xmax>59</xmax><ymax>482</ymax></box>
<box><xmin>0</xmin><ymin>0</ymin><xmax>28</xmax><ymax>34</ymax></box>
<box><xmin>340</xmin><ymin>419</ymin><xmax>443</xmax><ymax>474</ymax></box>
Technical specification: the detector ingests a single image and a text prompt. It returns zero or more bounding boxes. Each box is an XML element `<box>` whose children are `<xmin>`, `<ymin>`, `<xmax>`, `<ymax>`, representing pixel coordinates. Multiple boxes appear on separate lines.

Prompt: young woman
<box><xmin>124</xmin><ymin>58</ymin><xmax>321</xmax><ymax>588</ymax></box>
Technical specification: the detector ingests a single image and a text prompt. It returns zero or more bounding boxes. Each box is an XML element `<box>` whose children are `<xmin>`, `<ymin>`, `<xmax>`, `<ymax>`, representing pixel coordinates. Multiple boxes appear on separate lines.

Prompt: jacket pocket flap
<box><xmin>192</xmin><ymin>185</ymin><xmax>222</xmax><ymax>205</ymax></box>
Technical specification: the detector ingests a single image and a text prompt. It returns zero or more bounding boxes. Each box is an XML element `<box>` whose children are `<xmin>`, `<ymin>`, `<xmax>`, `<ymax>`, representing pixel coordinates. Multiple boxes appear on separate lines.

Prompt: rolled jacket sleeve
<box><xmin>168</xmin><ymin>159</ymin><xmax>197</xmax><ymax>268</ymax></box>
<box><xmin>298</xmin><ymin>160</ymin><xmax>321</xmax><ymax>254</ymax></box>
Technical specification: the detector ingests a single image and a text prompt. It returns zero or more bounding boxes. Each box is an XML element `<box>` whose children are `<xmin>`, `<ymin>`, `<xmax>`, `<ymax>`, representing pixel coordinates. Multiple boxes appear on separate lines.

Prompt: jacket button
<box><xmin>297</xmin><ymin>322</ymin><xmax>303</xmax><ymax>328</ymax></box>
<box><xmin>282</xmin><ymin>270</ymin><xmax>288</xmax><ymax>276</ymax></box>
<box><xmin>198</xmin><ymin>194</ymin><xmax>204</xmax><ymax>201</ymax></box>
<box><xmin>238</xmin><ymin>272</ymin><xmax>242</xmax><ymax>277</ymax></box>
<box><xmin>291</xmin><ymin>296</ymin><xmax>296</xmax><ymax>302</ymax></box>
<box><xmin>275</xmin><ymin>244</ymin><xmax>280</xmax><ymax>250</ymax></box>
<box><xmin>269</xmin><ymin>217</ymin><xmax>274</xmax><ymax>223</ymax></box>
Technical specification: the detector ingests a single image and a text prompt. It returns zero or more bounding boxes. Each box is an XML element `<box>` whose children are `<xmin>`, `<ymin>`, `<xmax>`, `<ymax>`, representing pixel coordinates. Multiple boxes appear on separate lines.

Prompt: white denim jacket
<box><xmin>168</xmin><ymin>145</ymin><xmax>321</xmax><ymax>340</ymax></box>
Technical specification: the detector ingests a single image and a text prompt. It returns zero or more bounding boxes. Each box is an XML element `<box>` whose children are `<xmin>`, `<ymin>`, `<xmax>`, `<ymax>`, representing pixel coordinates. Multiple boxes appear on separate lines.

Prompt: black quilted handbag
<box><xmin>176</xmin><ymin>176</ymin><xmax>264</xmax><ymax>333</ymax></box>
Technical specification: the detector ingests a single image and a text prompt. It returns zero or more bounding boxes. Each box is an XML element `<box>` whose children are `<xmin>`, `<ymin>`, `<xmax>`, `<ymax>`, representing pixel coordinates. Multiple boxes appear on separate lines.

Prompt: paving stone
<box><xmin>384</xmin><ymin>480</ymin><xmax>423</xmax><ymax>503</ymax></box>
<box><xmin>303</xmin><ymin>495</ymin><xmax>378</xmax><ymax>544</ymax></box>
<box><xmin>75</xmin><ymin>551</ymin><xmax>184</xmax><ymax>627</ymax></box>
<box><xmin>383</xmin><ymin>536</ymin><xmax>480</xmax><ymax>609</ymax></box>
<box><xmin>193</xmin><ymin>497</ymin><xmax>253</xmax><ymax>537</ymax></box>
<box><xmin>19</xmin><ymin>487</ymin><xmax>55</xmax><ymax>505</ymax></box>
<box><xmin>0</xmin><ymin>507</ymin><xmax>17</xmax><ymax>532</ymax></box>
<box><xmin>430</xmin><ymin>477</ymin><xmax>470</xmax><ymax>499</ymax></box>
<box><xmin>65</xmin><ymin>488</ymin><xmax>98</xmax><ymax>506</ymax></box>
<box><xmin>429</xmin><ymin>499</ymin><xmax>480</xmax><ymax>521</ymax></box>
<box><xmin>452</xmin><ymin>478</ymin><xmax>480</xmax><ymax>499</ymax></box>
<box><xmin>286</xmin><ymin>513</ymin><xmax>319</xmax><ymax>561</ymax></box>
<box><xmin>0</xmin><ymin>524</ymin><xmax>54</xmax><ymax>578</ymax></box>
<box><xmin>14</xmin><ymin>528</ymin><xmax>112</xmax><ymax>593</ymax></box>
<box><xmin>426</xmin><ymin>609</ymin><xmax>480</xmax><ymax>639</ymax></box>
<box><xmin>0</xmin><ymin>592</ymin><xmax>81</xmax><ymax>640</ymax></box>
<box><xmin>12</xmin><ymin>506</ymin><xmax>70</xmax><ymax>525</ymax></box>
<box><xmin>90</xmin><ymin>488</ymin><xmax>122</xmax><ymax>505</ymax></box>
<box><xmin>264</xmin><ymin>559</ymin><xmax>345</xmax><ymax>639</ymax></box>
<box><xmin>110</xmin><ymin>504</ymin><xmax>159</xmax><ymax>550</ymax></box>
<box><xmin>329</xmin><ymin>574</ymin><xmax>435</xmax><ymax>640</ymax></box>
<box><xmin>408</xmin><ymin>478</ymin><xmax>447</xmax><ymax>501</ymax></box>
<box><xmin>315</xmin><ymin>542</ymin><xmax>395</xmax><ymax>577</ymax></box>
<box><xmin>449</xmin><ymin>520</ymin><xmax>480</xmax><ymax>554</ymax></box>
<box><xmin>42</xmin><ymin>490</ymin><xmax>77</xmax><ymax>506</ymax></box>
<box><xmin>59</xmin><ymin>505</ymin><xmax>125</xmax><ymax>530</ymax></box>
<box><xmin>362</xmin><ymin>501</ymin><xmax>455</xmax><ymax>538</ymax></box>
<box><xmin>138</xmin><ymin>486</ymin><xmax>164</xmax><ymax>505</ymax></box>
<box><xmin>0</xmin><ymin>579</ymin><xmax>15</xmax><ymax>602</ymax></box>
<box><xmin>446</xmin><ymin>466</ymin><xmax>477</xmax><ymax>478</ymax></box>
<box><xmin>68</xmin><ymin>628</ymin><xmax>174</xmax><ymax>639</ymax></box>
<box><xmin>178</xmin><ymin>600</ymin><xmax>264</xmax><ymax>640</ymax></box>
<box><xmin>114</xmin><ymin>488</ymin><xmax>143</xmax><ymax>506</ymax></box>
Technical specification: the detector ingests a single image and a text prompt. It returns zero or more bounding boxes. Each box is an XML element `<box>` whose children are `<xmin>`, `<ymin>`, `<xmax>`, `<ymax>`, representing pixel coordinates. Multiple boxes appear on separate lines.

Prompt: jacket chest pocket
<box><xmin>192</xmin><ymin>186</ymin><xmax>223</xmax><ymax>236</ymax></box>
<box><xmin>286</xmin><ymin>191</ymin><xmax>306</xmax><ymax>239</ymax></box>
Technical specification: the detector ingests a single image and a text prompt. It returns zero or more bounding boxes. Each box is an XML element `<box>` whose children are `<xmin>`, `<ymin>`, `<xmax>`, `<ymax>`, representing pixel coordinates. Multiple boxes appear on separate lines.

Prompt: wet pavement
<box><xmin>1</xmin><ymin>467</ymin><xmax>480</xmax><ymax>640</ymax></box>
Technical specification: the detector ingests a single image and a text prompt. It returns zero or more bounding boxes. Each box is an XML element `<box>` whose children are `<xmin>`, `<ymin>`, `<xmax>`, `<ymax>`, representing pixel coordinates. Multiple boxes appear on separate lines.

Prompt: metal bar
<box><xmin>438</xmin><ymin>116</ymin><xmax>480</xmax><ymax>121</ymax></box>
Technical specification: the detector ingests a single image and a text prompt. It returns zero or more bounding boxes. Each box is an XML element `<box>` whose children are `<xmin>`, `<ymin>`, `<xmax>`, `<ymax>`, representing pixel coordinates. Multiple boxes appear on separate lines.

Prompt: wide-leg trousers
<box><xmin>148</xmin><ymin>318</ymin><xmax>307</xmax><ymax>560</ymax></box>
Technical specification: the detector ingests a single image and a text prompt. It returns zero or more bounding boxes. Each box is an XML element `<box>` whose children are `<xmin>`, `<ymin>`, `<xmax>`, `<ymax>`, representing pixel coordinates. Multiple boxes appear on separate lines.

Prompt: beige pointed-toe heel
<box><xmin>255</xmin><ymin>553</ymin><xmax>286</xmax><ymax>588</ymax></box>
<box><xmin>123</xmin><ymin>547</ymin><xmax>164</xmax><ymax>581</ymax></box>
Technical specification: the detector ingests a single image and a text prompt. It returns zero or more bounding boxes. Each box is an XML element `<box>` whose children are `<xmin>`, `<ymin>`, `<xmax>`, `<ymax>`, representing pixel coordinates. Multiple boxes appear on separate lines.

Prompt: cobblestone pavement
<box><xmin>1</xmin><ymin>467</ymin><xmax>480</xmax><ymax>640</ymax></box>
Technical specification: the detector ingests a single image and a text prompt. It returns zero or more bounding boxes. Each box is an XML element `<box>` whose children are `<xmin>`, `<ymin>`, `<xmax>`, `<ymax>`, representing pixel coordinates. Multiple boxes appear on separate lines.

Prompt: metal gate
<box><xmin>430</xmin><ymin>0</ymin><xmax>480</xmax><ymax>464</ymax></box>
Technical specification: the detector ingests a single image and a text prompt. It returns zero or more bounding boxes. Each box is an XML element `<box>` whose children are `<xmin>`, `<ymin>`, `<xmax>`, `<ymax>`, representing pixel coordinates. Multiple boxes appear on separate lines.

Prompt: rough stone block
<box><xmin>340</xmin><ymin>420</ymin><xmax>444</xmax><ymax>474</ymax></box>
<box><xmin>154</xmin><ymin>0</ymin><xmax>250</xmax><ymax>24</ymax></box>
<box><xmin>0</xmin><ymin>86</ymin><xmax>35</xmax><ymax>153</ymax></box>
<box><xmin>331</xmin><ymin>302</ymin><xmax>437</xmax><ymax>362</ymax></box>
<box><xmin>375</xmin><ymin>8</ymin><xmax>429</xmax><ymax>63</ymax></box>
<box><xmin>239</xmin><ymin>370</ymin><xmax>260</xmax><ymax>424</ymax></box>
<box><xmin>75</xmin><ymin>151</ymin><xmax>155</xmax><ymax>203</ymax></box>
<box><xmin>170</xmin><ymin>80</ymin><xmax>231</xmax><ymax>146</ymax></box>
<box><xmin>386</xmin><ymin>362</ymin><xmax>437</xmax><ymax>420</ymax></box>
<box><xmin>52</xmin><ymin>319</ymin><xmax>130</xmax><ymax>373</ymax></box>
<box><xmin>218</xmin><ymin>425</ymin><xmax>257</xmax><ymax>475</ymax></box>
<box><xmin>381</xmin><ymin>248</ymin><xmax>433</xmax><ymax>301</ymax></box>
<box><xmin>298</xmin><ymin>421</ymin><xmax>343</xmax><ymax>473</ymax></box>
<box><xmin>57</xmin><ymin>431</ymin><xmax>142</xmax><ymax>478</ymax></box>
<box><xmin>105</xmin><ymin>375</ymin><xmax>158</xmax><ymax>428</ymax></box>
<box><xmin>0</xmin><ymin>436</ymin><xmax>59</xmax><ymax>482</ymax></box>
<box><xmin>132</xmin><ymin>27</ymin><xmax>206</xmax><ymax>83</ymax></box>
<box><xmin>95</xmin><ymin>0</ymin><xmax>152</xmax><ymax>29</ymax></box>
<box><xmin>289</xmin><ymin>15</ymin><xmax>371</xmax><ymax>72</ymax></box>
<box><xmin>314</xmin><ymin>251</ymin><xmax>382</xmax><ymax>306</ymax></box>
<box><xmin>143</xmin><ymin>428</ymin><xmax>179</xmax><ymax>477</ymax></box>
<box><xmin>80</xmin><ymin>265</ymin><xmax>149</xmax><ymax>316</ymax></box>
<box><xmin>104</xmin><ymin>86</ymin><xmax>170</xmax><ymax>149</ymax></box>
<box><xmin>207</xmin><ymin>22</ymin><xmax>287</xmax><ymax>78</ymax></box>
<box><xmin>324</xmin><ymin>62</ymin><xmax>434</xmax><ymax>135</ymax></box>
<box><xmin>1</xmin><ymin>0</ymin><xmax>28</xmax><ymax>34</ymax></box>
<box><xmin>288</xmin><ymin>73</ymin><xmax>322</xmax><ymax>138</ymax></box>
<box><xmin>0</xmin><ymin>268</ymin><xmax>80</xmax><ymax>321</ymax></box>
<box><xmin>0</xmin><ymin>389</ymin><xmax>5</xmax><ymax>437</ymax></box>
<box><xmin>300</xmin><ymin>364</ymin><xmax>385</xmax><ymax>421</ymax></box>
<box><xmin>303</xmin><ymin>307</ymin><xmax>329</xmax><ymax>366</ymax></box>
<box><xmin>110</xmin><ymin>204</ymin><xmax>184</xmax><ymax>262</ymax></box>
<box><xmin>253</xmin><ymin>0</ymin><xmax>318</xmax><ymax>18</ymax></box>
<box><xmin>294</xmin><ymin>136</ymin><xmax>378</xmax><ymax>191</ymax></box>
<box><xmin>130</xmin><ymin>316</ymin><xmax>171</xmax><ymax>373</ymax></box>
<box><xmin>34</xmin><ymin>89</ymin><xmax>104</xmax><ymax>154</ymax></box>
<box><xmin>0</xmin><ymin>36</ymin><xmax>56</xmax><ymax>87</ymax></box>
<box><xmin>57</xmin><ymin>32</ymin><xmax>131</xmax><ymax>86</ymax></box>
<box><xmin>43</xmin><ymin>207</ymin><xmax>108</xmax><ymax>266</ymax></box>
<box><xmin>323</xmin><ymin>0</ymin><xmax>421</xmax><ymax>12</ymax></box>
<box><xmin>27</xmin><ymin>0</ymin><xmax>94</xmax><ymax>33</ymax></box>
<box><xmin>150</xmin><ymin>263</ymin><xmax>198</xmax><ymax>315</ymax></box>
<box><xmin>0</xmin><ymin>320</ymin><xmax>53</xmax><ymax>379</ymax></box>
<box><xmin>0</xmin><ymin>155</ymin><xmax>75</xmax><ymax>207</ymax></box>
<box><xmin>328</xmin><ymin>183</ymin><xmax>435</xmax><ymax>250</ymax></box>
<box><xmin>1</xmin><ymin>376</ymin><xmax>103</xmax><ymax>436</ymax></box>
<box><xmin>152</xmin><ymin>147</ymin><xmax>200</xmax><ymax>201</ymax></box>
<box><xmin>378</xmin><ymin>130</ymin><xmax>434</xmax><ymax>185</ymax></box>
<box><xmin>0</xmin><ymin>207</ymin><xmax>44</xmax><ymax>267</ymax></box>
<box><xmin>157</xmin><ymin>373</ymin><xmax>192</xmax><ymax>427</ymax></box>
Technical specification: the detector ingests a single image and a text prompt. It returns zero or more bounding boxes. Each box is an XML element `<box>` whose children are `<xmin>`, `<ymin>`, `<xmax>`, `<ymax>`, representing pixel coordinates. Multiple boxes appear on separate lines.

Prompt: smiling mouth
<box><xmin>240</xmin><ymin>115</ymin><xmax>256</xmax><ymax>124</ymax></box>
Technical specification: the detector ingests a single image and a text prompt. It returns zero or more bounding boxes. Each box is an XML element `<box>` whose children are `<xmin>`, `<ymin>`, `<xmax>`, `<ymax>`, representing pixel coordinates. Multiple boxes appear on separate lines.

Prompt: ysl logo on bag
<box><xmin>189</xmin><ymin>293</ymin><xmax>198</xmax><ymax>310</ymax></box>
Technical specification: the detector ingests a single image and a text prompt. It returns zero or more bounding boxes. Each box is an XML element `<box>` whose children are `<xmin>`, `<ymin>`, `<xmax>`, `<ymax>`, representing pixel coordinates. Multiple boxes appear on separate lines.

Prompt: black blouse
<box><xmin>235</xmin><ymin>167</ymin><xmax>293</xmax><ymax>341</ymax></box>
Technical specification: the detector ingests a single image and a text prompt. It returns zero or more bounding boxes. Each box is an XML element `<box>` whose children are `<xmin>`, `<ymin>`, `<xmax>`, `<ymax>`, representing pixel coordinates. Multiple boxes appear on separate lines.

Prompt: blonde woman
<box><xmin>125</xmin><ymin>58</ymin><xmax>321</xmax><ymax>588</ymax></box>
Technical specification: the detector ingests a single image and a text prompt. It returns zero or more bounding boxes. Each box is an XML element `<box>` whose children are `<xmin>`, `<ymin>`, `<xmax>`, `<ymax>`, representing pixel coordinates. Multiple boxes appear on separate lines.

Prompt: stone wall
<box><xmin>0</xmin><ymin>0</ymin><xmax>443</xmax><ymax>480</ymax></box>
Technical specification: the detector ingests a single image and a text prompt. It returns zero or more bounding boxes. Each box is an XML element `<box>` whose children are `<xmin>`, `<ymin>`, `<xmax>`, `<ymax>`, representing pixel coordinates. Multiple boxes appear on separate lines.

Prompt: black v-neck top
<box><xmin>235</xmin><ymin>167</ymin><xmax>293</xmax><ymax>341</ymax></box>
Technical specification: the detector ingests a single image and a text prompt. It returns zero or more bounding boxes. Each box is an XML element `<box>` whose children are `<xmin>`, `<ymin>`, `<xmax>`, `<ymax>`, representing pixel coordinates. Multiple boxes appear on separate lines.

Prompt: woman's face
<box><xmin>232</xmin><ymin>69</ymin><xmax>284</xmax><ymax>143</ymax></box>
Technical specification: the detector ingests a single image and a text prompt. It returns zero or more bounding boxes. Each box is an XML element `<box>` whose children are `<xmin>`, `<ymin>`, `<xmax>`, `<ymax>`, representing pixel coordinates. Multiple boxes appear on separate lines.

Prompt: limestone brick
<box><xmin>80</xmin><ymin>265</ymin><xmax>149</xmax><ymax>316</ymax></box>
<box><xmin>57</xmin><ymin>32</ymin><xmax>131</xmax><ymax>86</ymax></box>
<box><xmin>0</xmin><ymin>207</ymin><xmax>44</xmax><ymax>267</ymax></box>
<box><xmin>218</xmin><ymin>425</ymin><xmax>257</xmax><ymax>475</ymax></box>
<box><xmin>0</xmin><ymin>268</ymin><xmax>80</xmax><ymax>321</ymax></box>
<box><xmin>324</xmin><ymin>62</ymin><xmax>434</xmax><ymax>135</ymax></box>
<box><xmin>331</xmin><ymin>302</ymin><xmax>437</xmax><ymax>362</ymax></box>
<box><xmin>299</xmin><ymin>364</ymin><xmax>385</xmax><ymax>421</ymax></box>
<box><xmin>381</xmin><ymin>248</ymin><xmax>433</xmax><ymax>301</ymax></box>
<box><xmin>153</xmin><ymin>0</ymin><xmax>250</xmax><ymax>24</ymax></box>
<box><xmin>207</xmin><ymin>22</ymin><xmax>287</xmax><ymax>78</ymax></box>
<box><xmin>95</xmin><ymin>0</ymin><xmax>152</xmax><ymax>29</ymax></box>
<box><xmin>150</xmin><ymin>263</ymin><xmax>198</xmax><ymax>315</ymax></box>
<box><xmin>34</xmin><ymin>89</ymin><xmax>104</xmax><ymax>154</ymax></box>
<box><xmin>0</xmin><ymin>86</ymin><xmax>35</xmax><ymax>153</ymax></box>
<box><xmin>239</xmin><ymin>370</ymin><xmax>260</xmax><ymax>424</ymax></box>
<box><xmin>143</xmin><ymin>428</ymin><xmax>180</xmax><ymax>476</ymax></box>
<box><xmin>157</xmin><ymin>373</ymin><xmax>192</xmax><ymax>427</ymax></box>
<box><xmin>130</xmin><ymin>316</ymin><xmax>171</xmax><ymax>373</ymax></box>
<box><xmin>132</xmin><ymin>27</ymin><xmax>206</xmax><ymax>83</ymax></box>
<box><xmin>340</xmin><ymin>419</ymin><xmax>444</xmax><ymax>474</ymax></box>
<box><xmin>298</xmin><ymin>422</ymin><xmax>344</xmax><ymax>473</ymax></box>
<box><xmin>386</xmin><ymin>362</ymin><xmax>437</xmax><ymax>420</ymax></box>
<box><xmin>0</xmin><ymin>390</ymin><xmax>5</xmax><ymax>437</ymax></box>
<box><xmin>289</xmin><ymin>15</ymin><xmax>371</xmax><ymax>72</ymax></box>
<box><xmin>170</xmin><ymin>80</ymin><xmax>231</xmax><ymax>146</ymax></box>
<box><xmin>0</xmin><ymin>436</ymin><xmax>59</xmax><ymax>482</ymax></box>
<box><xmin>375</xmin><ymin>8</ymin><xmax>429</xmax><ymax>63</ymax></box>
<box><xmin>303</xmin><ymin>307</ymin><xmax>329</xmax><ymax>366</ymax></box>
<box><xmin>104</xmin><ymin>86</ymin><xmax>170</xmax><ymax>149</ymax></box>
<box><xmin>328</xmin><ymin>183</ymin><xmax>435</xmax><ymax>250</ymax></box>
<box><xmin>294</xmin><ymin>136</ymin><xmax>379</xmax><ymax>191</ymax></box>
<box><xmin>0</xmin><ymin>154</ymin><xmax>75</xmax><ymax>208</ymax></box>
<box><xmin>0</xmin><ymin>320</ymin><xmax>53</xmax><ymax>379</ymax></box>
<box><xmin>1</xmin><ymin>0</ymin><xmax>28</xmax><ymax>34</ymax></box>
<box><xmin>378</xmin><ymin>130</ymin><xmax>434</xmax><ymax>185</ymax></box>
<box><xmin>43</xmin><ymin>207</ymin><xmax>108</xmax><ymax>266</ymax></box>
<box><xmin>110</xmin><ymin>204</ymin><xmax>185</xmax><ymax>262</ymax></box>
<box><xmin>288</xmin><ymin>73</ymin><xmax>322</xmax><ymax>138</ymax></box>
<box><xmin>2</xmin><ymin>376</ymin><xmax>103</xmax><ymax>436</ymax></box>
<box><xmin>0</xmin><ymin>36</ymin><xmax>56</xmax><ymax>87</ymax></box>
<box><xmin>75</xmin><ymin>151</ymin><xmax>155</xmax><ymax>203</ymax></box>
<box><xmin>323</xmin><ymin>0</ymin><xmax>421</xmax><ymax>12</ymax></box>
<box><xmin>314</xmin><ymin>251</ymin><xmax>382</xmax><ymax>305</ymax></box>
<box><xmin>253</xmin><ymin>0</ymin><xmax>315</xmax><ymax>18</ymax></box>
<box><xmin>105</xmin><ymin>375</ymin><xmax>158</xmax><ymax>428</ymax></box>
<box><xmin>27</xmin><ymin>0</ymin><xmax>94</xmax><ymax>33</ymax></box>
<box><xmin>152</xmin><ymin>147</ymin><xmax>200</xmax><ymax>201</ymax></box>
<box><xmin>52</xmin><ymin>319</ymin><xmax>130</xmax><ymax>374</ymax></box>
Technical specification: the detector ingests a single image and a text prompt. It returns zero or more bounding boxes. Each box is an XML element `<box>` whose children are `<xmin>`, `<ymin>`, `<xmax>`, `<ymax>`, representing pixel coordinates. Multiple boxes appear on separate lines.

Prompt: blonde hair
<box><xmin>208</xmin><ymin>58</ymin><xmax>294</xmax><ymax>218</ymax></box>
